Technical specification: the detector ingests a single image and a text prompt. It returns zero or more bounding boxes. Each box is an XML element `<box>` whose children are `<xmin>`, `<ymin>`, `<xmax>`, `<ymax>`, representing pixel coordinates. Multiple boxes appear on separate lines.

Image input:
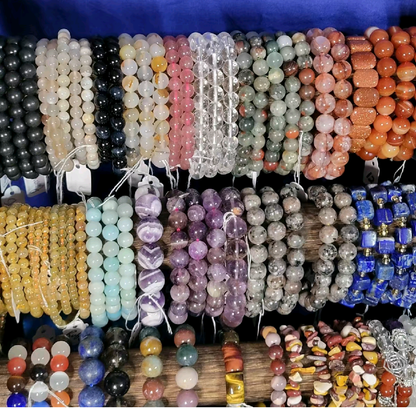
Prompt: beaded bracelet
<box><xmin>7</xmin><ymin>344</ymin><xmax>28</xmax><ymax>407</ymax></box>
<box><xmin>104</xmin><ymin>327</ymin><xmax>131</xmax><ymax>406</ymax></box>
<box><xmin>221</xmin><ymin>329</ymin><xmax>245</xmax><ymax>405</ymax></box>
<box><xmin>140</xmin><ymin>326</ymin><xmax>164</xmax><ymax>406</ymax></box>
<box><xmin>261</xmin><ymin>326</ymin><xmax>287</xmax><ymax>407</ymax></box>
<box><xmin>174</xmin><ymin>324</ymin><xmax>199</xmax><ymax>407</ymax></box>
<box><xmin>78</xmin><ymin>326</ymin><xmax>106</xmax><ymax>407</ymax></box>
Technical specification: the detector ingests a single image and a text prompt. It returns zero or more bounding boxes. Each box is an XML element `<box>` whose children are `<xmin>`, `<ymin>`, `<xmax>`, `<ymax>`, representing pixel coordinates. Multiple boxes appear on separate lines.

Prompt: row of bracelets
<box><xmin>0</xmin><ymin>25</ymin><xmax>416</xmax><ymax>181</ymax></box>
<box><xmin>3</xmin><ymin>180</ymin><xmax>416</xmax><ymax>326</ymax></box>
<box><xmin>6</xmin><ymin>317</ymin><xmax>416</xmax><ymax>407</ymax></box>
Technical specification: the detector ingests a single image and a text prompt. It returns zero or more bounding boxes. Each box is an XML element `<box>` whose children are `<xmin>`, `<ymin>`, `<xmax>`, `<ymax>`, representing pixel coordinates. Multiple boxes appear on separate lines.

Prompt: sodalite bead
<box><xmin>374</xmin><ymin>208</ymin><xmax>393</xmax><ymax>227</ymax></box>
<box><xmin>390</xmin><ymin>272</ymin><xmax>409</xmax><ymax>290</ymax></box>
<box><xmin>392</xmin><ymin>251</ymin><xmax>413</xmax><ymax>268</ymax></box>
<box><xmin>79</xmin><ymin>337</ymin><xmax>104</xmax><ymax>359</ymax></box>
<box><xmin>376</xmin><ymin>236</ymin><xmax>395</xmax><ymax>254</ymax></box>
<box><xmin>356</xmin><ymin>253</ymin><xmax>375</xmax><ymax>273</ymax></box>
<box><xmin>80</xmin><ymin>326</ymin><xmax>105</xmax><ymax>341</ymax></box>
<box><xmin>139</xmin><ymin>269</ymin><xmax>165</xmax><ymax>293</ymax></box>
<box><xmin>350</xmin><ymin>272</ymin><xmax>371</xmax><ymax>291</ymax></box>
<box><xmin>360</xmin><ymin>230</ymin><xmax>377</xmax><ymax>248</ymax></box>
<box><xmin>137</xmin><ymin>244</ymin><xmax>164</xmax><ymax>269</ymax></box>
<box><xmin>136</xmin><ymin>217</ymin><xmax>163</xmax><ymax>243</ymax></box>
<box><xmin>356</xmin><ymin>200</ymin><xmax>374</xmax><ymax>222</ymax></box>
<box><xmin>406</xmin><ymin>192</ymin><xmax>416</xmax><ymax>213</ymax></box>
<box><xmin>78</xmin><ymin>385</ymin><xmax>106</xmax><ymax>407</ymax></box>
<box><xmin>79</xmin><ymin>359</ymin><xmax>106</xmax><ymax>386</ymax></box>
<box><xmin>375</xmin><ymin>259</ymin><xmax>394</xmax><ymax>280</ymax></box>
<box><xmin>369</xmin><ymin>186</ymin><xmax>387</xmax><ymax>202</ymax></box>
<box><xmin>135</xmin><ymin>194</ymin><xmax>162</xmax><ymax>218</ymax></box>
<box><xmin>395</xmin><ymin>227</ymin><xmax>412</xmax><ymax>245</ymax></box>
<box><xmin>392</xmin><ymin>202</ymin><xmax>410</xmax><ymax>219</ymax></box>
<box><xmin>350</xmin><ymin>186</ymin><xmax>366</xmax><ymax>201</ymax></box>
<box><xmin>400</xmin><ymin>183</ymin><xmax>415</xmax><ymax>193</ymax></box>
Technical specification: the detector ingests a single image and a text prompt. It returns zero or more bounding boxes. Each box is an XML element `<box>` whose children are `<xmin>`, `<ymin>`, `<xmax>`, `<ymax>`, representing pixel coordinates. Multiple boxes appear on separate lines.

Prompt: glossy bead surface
<box><xmin>78</xmin><ymin>385</ymin><xmax>106</xmax><ymax>408</ymax></box>
<box><xmin>104</xmin><ymin>370</ymin><xmax>130</xmax><ymax>397</ymax></box>
<box><xmin>79</xmin><ymin>359</ymin><xmax>106</xmax><ymax>386</ymax></box>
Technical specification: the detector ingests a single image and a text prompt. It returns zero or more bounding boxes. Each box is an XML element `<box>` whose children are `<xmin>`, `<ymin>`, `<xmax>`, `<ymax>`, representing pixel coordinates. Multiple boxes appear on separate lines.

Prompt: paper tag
<box><xmin>290</xmin><ymin>181</ymin><xmax>308</xmax><ymax>202</ymax></box>
<box><xmin>129</xmin><ymin>321</ymin><xmax>141</xmax><ymax>348</ymax></box>
<box><xmin>251</xmin><ymin>171</ymin><xmax>258</xmax><ymax>190</ymax></box>
<box><xmin>0</xmin><ymin>176</ymin><xmax>10</xmax><ymax>193</ymax></box>
<box><xmin>135</xmin><ymin>175</ymin><xmax>164</xmax><ymax>200</ymax></box>
<box><xmin>66</xmin><ymin>160</ymin><xmax>92</xmax><ymax>196</ymax></box>
<box><xmin>62</xmin><ymin>318</ymin><xmax>88</xmax><ymax>346</ymax></box>
<box><xmin>363</xmin><ymin>158</ymin><xmax>380</xmax><ymax>185</ymax></box>
<box><xmin>1</xmin><ymin>186</ymin><xmax>25</xmax><ymax>206</ymax></box>
<box><xmin>33</xmin><ymin>325</ymin><xmax>56</xmax><ymax>343</ymax></box>
<box><xmin>24</xmin><ymin>175</ymin><xmax>50</xmax><ymax>197</ymax></box>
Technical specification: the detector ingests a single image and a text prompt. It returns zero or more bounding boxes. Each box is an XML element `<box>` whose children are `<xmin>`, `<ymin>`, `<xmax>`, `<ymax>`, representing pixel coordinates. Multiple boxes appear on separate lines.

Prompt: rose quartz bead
<box><xmin>312</xmin><ymin>150</ymin><xmax>331</xmax><ymax>166</ymax></box>
<box><xmin>164</xmin><ymin>40</ymin><xmax>178</xmax><ymax>51</ymax></box>
<box><xmin>315</xmin><ymin>114</ymin><xmax>335</xmax><ymax>133</ymax></box>
<box><xmin>333</xmin><ymin>135</ymin><xmax>351</xmax><ymax>152</ymax></box>
<box><xmin>170</xmin><ymin>118</ymin><xmax>181</xmax><ymax>130</ymax></box>
<box><xmin>167</xmin><ymin>63</ymin><xmax>181</xmax><ymax>78</ymax></box>
<box><xmin>178</xmin><ymin>46</ymin><xmax>191</xmax><ymax>58</ymax></box>
<box><xmin>180</xmin><ymin>69</ymin><xmax>194</xmax><ymax>83</ymax></box>
<box><xmin>166</xmin><ymin>50</ymin><xmax>179</xmax><ymax>63</ymax></box>
<box><xmin>314</xmin><ymin>133</ymin><xmax>334</xmax><ymax>151</ymax></box>
<box><xmin>179</xmin><ymin>56</ymin><xmax>193</xmax><ymax>69</ymax></box>
<box><xmin>313</xmin><ymin>54</ymin><xmax>334</xmax><ymax>73</ymax></box>
<box><xmin>169</xmin><ymin>90</ymin><xmax>181</xmax><ymax>104</ymax></box>
<box><xmin>315</xmin><ymin>93</ymin><xmax>336</xmax><ymax>113</ymax></box>
<box><xmin>182</xmin><ymin>112</ymin><xmax>195</xmax><ymax>126</ymax></box>
<box><xmin>306</xmin><ymin>28</ymin><xmax>324</xmax><ymax>42</ymax></box>
<box><xmin>182</xmin><ymin>126</ymin><xmax>195</xmax><ymax>138</ymax></box>
<box><xmin>265</xmin><ymin>332</ymin><xmax>281</xmax><ymax>347</ymax></box>
<box><xmin>170</xmin><ymin>104</ymin><xmax>181</xmax><ymax>117</ymax></box>
<box><xmin>334</xmin><ymin>118</ymin><xmax>351</xmax><ymax>136</ymax></box>
<box><xmin>331</xmin><ymin>151</ymin><xmax>349</xmax><ymax>166</ymax></box>
<box><xmin>331</xmin><ymin>43</ymin><xmax>350</xmax><ymax>61</ymax></box>
<box><xmin>315</xmin><ymin>73</ymin><xmax>336</xmax><ymax>93</ymax></box>
<box><xmin>181</xmin><ymin>84</ymin><xmax>195</xmax><ymax>98</ymax></box>
<box><xmin>334</xmin><ymin>79</ymin><xmax>353</xmax><ymax>99</ymax></box>
<box><xmin>169</xmin><ymin>77</ymin><xmax>182</xmax><ymax>90</ymax></box>
<box><xmin>311</xmin><ymin>36</ymin><xmax>331</xmax><ymax>55</ymax></box>
<box><xmin>332</xmin><ymin>61</ymin><xmax>352</xmax><ymax>80</ymax></box>
<box><xmin>177</xmin><ymin>37</ymin><xmax>190</xmax><ymax>47</ymax></box>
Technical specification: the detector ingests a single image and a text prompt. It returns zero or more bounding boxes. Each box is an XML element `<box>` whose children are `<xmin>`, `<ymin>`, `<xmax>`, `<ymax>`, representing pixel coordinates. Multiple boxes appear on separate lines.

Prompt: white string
<box><xmin>53</xmin><ymin>145</ymin><xmax>89</xmax><ymax>204</ymax></box>
<box><xmin>28</xmin><ymin>382</ymin><xmax>69</xmax><ymax>408</ymax></box>
<box><xmin>200</xmin><ymin>312</ymin><xmax>205</xmax><ymax>340</ymax></box>
<box><xmin>246</xmin><ymin>235</ymin><xmax>254</xmax><ymax>282</ymax></box>
<box><xmin>176</xmin><ymin>169</ymin><xmax>180</xmax><ymax>189</ymax></box>
<box><xmin>294</xmin><ymin>131</ymin><xmax>304</xmax><ymax>186</ymax></box>
<box><xmin>232</xmin><ymin>176</ymin><xmax>235</xmax><ymax>187</ymax></box>
<box><xmin>76</xmin><ymin>191</ymin><xmax>88</xmax><ymax>210</ymax></box>
<box><xmin>0</xmin><ymin>221</ymin><xmax>43</xmax><ymax>237</ymax></box>
<box><xmin>256</xmin><ymin>299</ymin><xmax>265</xmax><ymax>339</ymax></box>
<box><xmin>163</xmin><ymin>160</ymin><xmax>176</xmax><ymax>190</ymax></box>
<box><xmin>251</xmin><ymin>171</ymin><xmax>258</xmax><ymax>190</ymax></box>
<box><xmin>393</xmin><ymin>161</ymin><xmax>407</xmax><ymax>184</ymax></box>
<box><xmin>212</xmin><ymin>316</ymin><xmax>217</xmax><ymax>343</ymax></box>
<box><xmin>27</xmin><ymin>245</ymin><xmax>50</xmax><ymax>309</ymax></box>
<box><xmin>149</xmin><ymin>159</ymin><xmax>154</xmax><ymax>175</ymax></box>
<box><xmin>54</xmin><ymin>310</ymin><xmax>81</xmax><ymax>330</ymax></box>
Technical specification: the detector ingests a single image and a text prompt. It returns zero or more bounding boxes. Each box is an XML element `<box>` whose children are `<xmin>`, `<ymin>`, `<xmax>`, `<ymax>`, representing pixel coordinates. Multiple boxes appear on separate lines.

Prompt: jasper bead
<box><xmin>143</xmin><ymin>378</ymin><xmax>165</xmax><ymax>401</ymax></box>
<box><xmin>270</xmin><ymin>359</ymin><xmax>286</xmax><ymax>375</ymax></box>
<box><xmin>140</xmin><ymin>336</ymin><xmax>162</xmax><ymax>357</ymax></box>
<box><xmin>142</xmin><ymin>355</ymin><xmax>163</xmax><ymax>377</ymax></box>
<box><xmin>268</xmin><ymin>345</ymin><xmax>283</xmax><ymax>360</ymax></box>
<box><xmin>176</xmin><ymin>344</ymin><xmax>198</xmax><ymax>367</ymax></box>
<box><xmin>381</xmin><ymin>371</ymin><xmax>396</xmax><ymax>385</ymax></box>
<box><xmin>174</xmin><ymin>326</ymin><xmax>196</xmax><ymax>347</ymax></box>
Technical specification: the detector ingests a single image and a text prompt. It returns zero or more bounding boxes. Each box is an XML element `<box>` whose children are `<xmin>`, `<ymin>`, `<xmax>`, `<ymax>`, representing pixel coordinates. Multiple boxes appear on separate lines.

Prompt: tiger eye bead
<box><xmin>7</xmin><ymin>375</ymin><xmax>27</xmax><ymax>393</ymax></box>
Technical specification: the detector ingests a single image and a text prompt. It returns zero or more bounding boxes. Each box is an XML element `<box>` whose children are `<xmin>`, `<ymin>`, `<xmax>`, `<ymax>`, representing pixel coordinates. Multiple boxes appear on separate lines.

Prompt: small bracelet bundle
<box><xmin>7</xmin><ymin>344</ymin><xmax>28</xmax><ymax>408</ymax></box>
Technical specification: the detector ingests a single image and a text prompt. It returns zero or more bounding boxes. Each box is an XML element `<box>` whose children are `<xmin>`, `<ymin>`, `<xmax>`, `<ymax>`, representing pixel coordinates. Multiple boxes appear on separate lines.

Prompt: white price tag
<box><xmin>62</xmin><ymin>318</ymin><xmax>88</xmax><ymax>346</ymax></box>
<box><xmin>135</xmin><ymin>175</ymin><xmax>164</xmax><ymax>200</ymax></box>
<box><xmin>363</xmin><ymin>158</ymin><xmax>380</xmax><ymax>185</ymax></box>
<box><xmin>127</xmin><ymin>161</ymin><xmax>150</xmax><ymax>187</ymax></box>
<box><xmin>33</xmin><ymin>325</ymin><xmax>56</xmax><ymax>343</ymax></box>
<box><xmin>24</xmin><ymin>175</ymin><xmax>50</xmax><ymax>197</ymax></box>
<box><xmin>66</xmin><ymin>160</ymin><xmax>92</xmax><ymax>196</ymax></box>
<box><xmin>0</xmin><ymin>175</ymin><xmax>10</xmax><ymax>194</ymax></box>
<box><xmin>1</xmin><ymin>186</ymin><xmax>25</xmax><ymax>206</ymax></box>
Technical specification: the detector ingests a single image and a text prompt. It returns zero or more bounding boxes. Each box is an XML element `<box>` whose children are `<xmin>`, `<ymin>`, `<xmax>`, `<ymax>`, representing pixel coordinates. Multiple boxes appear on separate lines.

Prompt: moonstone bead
<box><xmin>175</xmin><ymin>367</ymin><xmax>198</xmax><ymax>390</ymax></box>
<box><xmin>50</xmin><ymin>371</ymin><xmax>70</xmax><ymax>391</ymax></box>
<box><xmin>8</xmin><ymin>345</ymin><xmax>28</xmax><ymax>360</ymax></box>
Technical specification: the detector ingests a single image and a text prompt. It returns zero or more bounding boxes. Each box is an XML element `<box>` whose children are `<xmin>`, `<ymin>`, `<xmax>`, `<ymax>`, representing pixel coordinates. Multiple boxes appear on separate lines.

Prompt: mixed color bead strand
<box><xmin>7</xmin><ymin>344</ymin><xmax>28</xmax><ymax>408</ymax></box>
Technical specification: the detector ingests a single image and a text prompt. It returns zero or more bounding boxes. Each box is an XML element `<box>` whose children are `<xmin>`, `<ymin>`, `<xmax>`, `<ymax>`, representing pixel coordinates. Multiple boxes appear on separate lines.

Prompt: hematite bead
<box><xmin>3</xmin><ymin>154</ymin><xmax>17</xmax><ymax>165</ymax></box>
<box><xmin>3</xmin><ymin>165</ymin><xmax>19</xmax><ymax>179</ymax></box>
<box><xmin>9</xmin><ymin>103</ymin><xmax>25</xmax><ymax>118</ymax></box>
<box><xmin>104</xmin><ymin>370</ymin><xmax>130</xmax><ymax>397</ymax></box>
<box><xmin>4</xmin><ymin>55</ymin><xmax>20</xmax><ymax>71</ymax></box>
<box><xmin>32</xmin><ymin>154</ymin><xmax>48</xmax><ymax>167</ymax></box>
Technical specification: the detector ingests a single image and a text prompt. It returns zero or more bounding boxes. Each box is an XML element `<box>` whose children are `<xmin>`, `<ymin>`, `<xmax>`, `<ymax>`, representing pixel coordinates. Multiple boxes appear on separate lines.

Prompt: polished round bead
<box><xmin>50</xmin><ymin>355</ymin><xmax>69</xmax><ymax>372</ymax></box>
<box><xmin>143</xmin><ymin>378</ymin><xmax>165</xmax><ymax>401</ymax></box>
<box><xmin>176</xmin><ymin>344</ymin><xmax>198</xmax><ymax>367</ymax></box>
<box><xmin>104</xmin><ymin>370</ymin><xmax>130</xmax><ymax>397</ymax></box>
<box><xmin>30</xmin><ymin>348</ymin><xmax>50</xmax><ymax>366</ymax></box>
<box><xmin>79</xmin><ymin>359</ymin><xmax>105</xmax><ymax>386</ymax></box>
<box><xmin>7</xmin><ymin>393</ymin><xmax>27</xmax><ymax>407</ymax></box>
<box><xmin>8</xmin><ymin>345</ymin><xmax>28</xmax><ymax>361</ymax></box>
<box><xmin>175</xmin><ymin>367</ymin><xmax>198</xmax><ymax>390</ymax></box>
<box><xmin>140</xmin><ymin>336</ymin><xmax>162</xmax><ymax>356</ymax></box>
<box><xmin>78</xmin><ymin>385</ymin><xmax>106</xmax><ymax>408</ymax></box>
<box><xmin>78</xmin><ymin>337</ymin><xmax>104</xmax><ymax>359</ymax></box>
<box><xmin>7</xmin><ymin>375</ymin><xmax>27</xmax><ymax>393</ymax></box>
<box><xmin>142</xmin><ymin>355</ymin><xmax>163</xmax><ymax>377</ymax></box>
<box><xmin>50</xmin><ymin>371</ymin><xmax>70</xmax><ymax>392</ymax></box>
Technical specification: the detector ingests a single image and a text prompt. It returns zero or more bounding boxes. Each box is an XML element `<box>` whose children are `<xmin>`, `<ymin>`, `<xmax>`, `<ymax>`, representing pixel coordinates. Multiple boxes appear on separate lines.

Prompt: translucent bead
<box><xmin>50</xmin><ymin>371</ymin><xmax>70</xmax><ymax>392</ymax></box>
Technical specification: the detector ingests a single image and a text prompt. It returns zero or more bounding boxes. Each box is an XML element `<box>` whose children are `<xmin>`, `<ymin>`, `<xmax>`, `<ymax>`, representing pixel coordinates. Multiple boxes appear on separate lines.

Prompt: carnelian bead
<box><xmin>263</xmin><ymin>161</ymin><xmax>278</xmax><ymax>172</ymax></box>
<box><xmin>409</xmin><ymin>122</ymin><xmax>416</xmax><ymax>138</ymax></box>
<box><xmin>357</xmin><ymin>149</ymin><xmax>376</xmax><ymax>160</ymax></box>
<box><xmin>396</xmin><ymin>62</ymin><xmax>416</xmax><ymax>81</ymax></box>
<box><xmin>396</xmin><ymin>81</ymin><xmax>416</xmax><ymax>100</ymax></box>
<box><xmin>392</xmin><ymin>117</ymin><xmax>410</xmax><ymax>135</ymax></box>
<box><xmin>51</xmin><ymin>391</ymin><xmax>70</xmax><ymax>407</ymax></box>
<box><xmin>403</xmin><ymin>135</ymin><xmax>416</xmax><ymax>149</ymax></box>
<box><xmin>381</xmin><ymin>370</ymin><xmax>396</xmax><ymax>385</ymax></box>
<box><xmin>397</xmin><ymin>396</ymin><xmax>410</xmax><ymax>407</ymax></box>
<box><xmin>7</xmin><ymin>357</ymin><xmax>26</xmax><ymax>375</ymax></box>
<box><xmin>33</xmin><ymin>337</ymin><xmax>52</xmax><ymax>352</ymax></box>
<box><xmin>396</xmin><ymin>146</ymin><xmax>414</xmax><ymax>160</ymax></box>
<box><xmin>381</xmin><ymin>142</ymin><xmax>399</xmax><ymax>158</ymax></box>
<box><xmin>368</xmin><ymin>129</ymin><xmax>387</xmax><ymax>145</ymax></box>
<box><xmin>398</xmin><ymin>386</ymin><xmax>413</xmax><ymax>397</ymax></box>
<box><xmin>373</xmin><ymin>115</ymin><xmax>392</xmax><ymax>133</ymax></box>
<box><xmin>374</xmin><ymin>40</ymin><xmax>394</xmax><ymax>58</ymax></box>
<box><xmin>391</xmin><ymin>30</ymin><xmax>411</xmax><ymax>48</ymax></box>
<box><xmin>388</xmin><ymin>26</ymin><xmax>403</xmax><ymax>37</ymax></box>
<box><xmin>387</xmin><ymin>130</ymin><xmax>404</xmax><ymax>146</ymax></box>
<box><xmin>395</xmin><ymin>100</ymin><xmax>414</xmax><ymax>118</ymax></box>
<box><xmin>376</xmin><ymin>96</ymin><xmax>396</xmax><ymax>115</ymax></box>
<box><xmin>380</xmin><ymin>383</ymin><xmax>395</xmax><ymax>397</ymax></box>
<box><xmin>395</xmin><ymin>44</ymin><xmax>415</xmax><ymax>62</ymax></box>
<box><xmin>377</xmin><ymin>77</ymin><xmax>396</xmax><ymax>96</ymax></box>
<box><xmin>411</xmin><ymin>36</ymin><xmax>416</xmax><ymax>50</ymax></box>
<box><xmin>377</xmin><ymin>150</ymin><xmax>388</xmax><ymax>159</ymax></box>
<box><xmin>407</xmin><ymin>27</ymin><xmax>416</xmax><ymax>36</ymax></box>
<box><xmin>370</xmin><ymin>29</ymin><xmax>389</xmax><ymax>45</ymax></box>
<box><xmin>50</xmin><ymin>355</ymin><xmax>69</xmax><ymax>372</ymax></box>
<box><xmin>377</xmin><ymin>57</ymin><xmax>397</xmax><ymax>77</ymax></box>
<box><xmin>363</xmin><ymin>140</ymin><xmax>380</xmax><ymax>154</ymax></box>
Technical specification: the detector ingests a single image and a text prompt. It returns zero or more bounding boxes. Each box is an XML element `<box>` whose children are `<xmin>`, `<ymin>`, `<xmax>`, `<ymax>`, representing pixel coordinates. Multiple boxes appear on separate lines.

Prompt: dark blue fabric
<box><xmin>0</xmin><ymin>0</ymin><xmax>415</xmax><ymax>38</ymax></box>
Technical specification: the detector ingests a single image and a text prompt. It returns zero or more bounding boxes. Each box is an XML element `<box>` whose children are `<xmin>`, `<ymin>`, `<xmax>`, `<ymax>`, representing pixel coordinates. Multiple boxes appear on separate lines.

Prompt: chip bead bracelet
<box><xmin>7</xmin><ymin>344</ymin><xmax>28</xmax><ymax>408</ymax></box>
<box><xmin>139</xmin><ymin>326</ymin><xmax>165</xmax><ymax>407</ymax></box>
<box><xmin>174</xmin><ymin>324</ymin><xmax>199</xmax><ymax>407</ymax></box>
<box><xmin>103</xmin><ymin>327</ymin><xmax>131</xmax><ymax>407</ymax></box>
<box><xmin>261</xmin><ymin>326</ymin><xmax>287</xmax><ymax>407</ymax></box>
<box><xmin>165</xmin><ymin>35</ymin><xmax>195</xmax><ymax>170</ymax></box>
<box><xmin>135</xmin><ymin>191</ymin><xmax>166</xmax><ymax>327</ymax></box>
<box><xmin>78</xmin><ymin>326</ymin><xmax>106</xmax><ymax>407</ymax></box>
